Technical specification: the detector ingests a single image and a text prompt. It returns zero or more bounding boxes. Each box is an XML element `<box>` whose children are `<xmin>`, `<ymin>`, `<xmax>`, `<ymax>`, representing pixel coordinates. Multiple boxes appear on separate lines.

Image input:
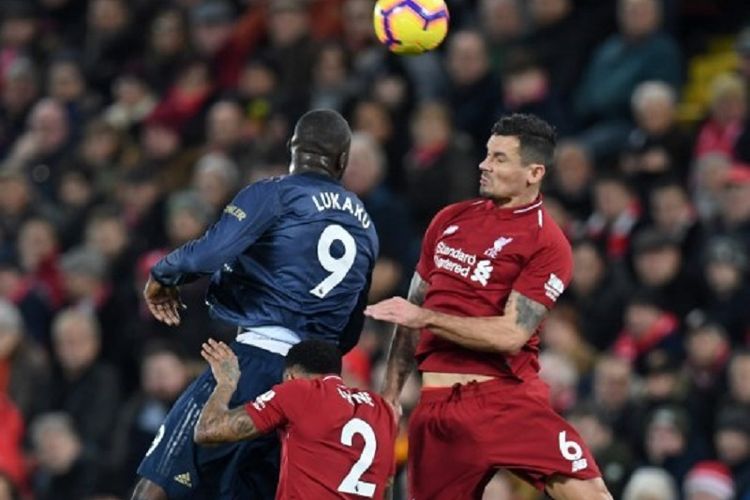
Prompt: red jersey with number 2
<box><xmin>244</xmin><ymin>376</ymin><xmax>397</xmax><ymax>499</ymax></box>
<box><xmin>415</xmin><ymin>197</ymin><xmax>573</xmax><ymax>380</ymax></box>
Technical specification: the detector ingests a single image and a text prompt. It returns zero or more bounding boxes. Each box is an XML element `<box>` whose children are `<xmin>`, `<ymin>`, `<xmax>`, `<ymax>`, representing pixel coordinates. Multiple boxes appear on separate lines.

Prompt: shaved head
<box><xmin>290</xmin><ymin>109</ymin><xmax>352</xmax><ymax>177</ymax></box>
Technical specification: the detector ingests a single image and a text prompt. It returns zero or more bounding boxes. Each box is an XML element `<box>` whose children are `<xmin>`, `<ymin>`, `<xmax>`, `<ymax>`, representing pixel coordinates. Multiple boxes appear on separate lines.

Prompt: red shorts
<box><xmin>408</xmin><ymin>377</ymin><xmax>600</xmax><ymax>499</ymax></box>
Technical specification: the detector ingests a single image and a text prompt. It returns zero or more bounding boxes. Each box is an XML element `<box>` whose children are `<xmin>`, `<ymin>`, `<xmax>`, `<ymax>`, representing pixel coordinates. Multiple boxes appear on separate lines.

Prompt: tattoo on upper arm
<box><xmin>407</xmin><ymin>273</ymin><xmax>428</xmax><ymax>305</ymax></box>
<box><xmin>509</xmin><ymin>291</ymin><xmax>548</xmax><ymax>334</ymax></box>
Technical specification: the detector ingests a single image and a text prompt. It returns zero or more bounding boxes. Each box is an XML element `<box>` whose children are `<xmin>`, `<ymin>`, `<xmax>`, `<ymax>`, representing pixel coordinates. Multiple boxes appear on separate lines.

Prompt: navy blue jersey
<box><xmin>151</xmin><ymin>172</ymin><xmax>379</xmax><ymax>352</ymax></box>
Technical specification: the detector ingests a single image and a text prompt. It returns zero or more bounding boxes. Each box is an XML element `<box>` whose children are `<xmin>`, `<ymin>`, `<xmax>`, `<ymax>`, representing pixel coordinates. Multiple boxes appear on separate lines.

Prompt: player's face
<box><xmin>478</xmin><ymin>135</ymin><xmax>544</xmax><ymax>202</ymax></box>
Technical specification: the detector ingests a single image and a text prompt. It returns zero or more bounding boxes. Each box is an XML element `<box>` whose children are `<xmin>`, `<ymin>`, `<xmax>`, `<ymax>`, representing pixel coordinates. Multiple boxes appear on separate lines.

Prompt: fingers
<box><xmin>206</xmin><ymin>339</ymin><xmax>235</xmax><ymax>361</ymax></box>
<box><xmin>146</xmin><ymin>299</ymin><xmax>182</xmax><ymax>326</ymax></box>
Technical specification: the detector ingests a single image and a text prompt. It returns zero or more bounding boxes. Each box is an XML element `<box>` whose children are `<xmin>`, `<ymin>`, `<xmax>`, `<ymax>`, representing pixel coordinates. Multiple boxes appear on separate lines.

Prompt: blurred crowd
<box><xmin>1</xmin><ymin>0</ymin><xmax>750</xmax><ymax>499</ymax></box>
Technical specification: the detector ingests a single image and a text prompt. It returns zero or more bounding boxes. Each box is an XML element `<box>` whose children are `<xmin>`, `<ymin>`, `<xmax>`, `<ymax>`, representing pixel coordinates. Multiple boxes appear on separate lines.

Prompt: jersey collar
<box><xmin>484</xmin><ymin>195</ymin><xmax>544</xmax><ymax>219</ymax></box>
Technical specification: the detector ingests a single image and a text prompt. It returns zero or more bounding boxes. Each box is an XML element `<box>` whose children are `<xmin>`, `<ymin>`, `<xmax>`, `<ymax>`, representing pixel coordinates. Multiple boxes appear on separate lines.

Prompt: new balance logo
<box><xmin>442</xmin><ymin>225</ymin><xmax>459</xmax><ymax>236</ymax></box>
<box><xmin>174</xmin><ymin>472</ymin><xmax>192</xmax><ymax>487</ymax></box>
<box><xmin>544</xmin><ymin>273</ymin><xmax>565</xmax><ymax>301</ymax></box>
<box><xmin>572</xmin><ymin>458</ymin><xmax>588</xmax><ymax>473</ymax></box>
<box><xmin>470</xmin><ymin>260</ymin><xmax>493</xmax><ymax>287</ymax></box>
<box><xmin>484</xmin><ymin>236</ymin><xmax>513</xmax><ymax>258</ymax></box>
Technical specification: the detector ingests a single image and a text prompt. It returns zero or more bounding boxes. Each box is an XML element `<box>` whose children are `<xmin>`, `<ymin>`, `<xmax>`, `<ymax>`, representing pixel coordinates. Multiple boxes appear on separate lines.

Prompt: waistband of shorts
<box><xmin>235</xmin><ymin>326</ymin><xmax>300</xmax><ymax>356</ymax></box>
<box><xmin>418</xmin><ymin>377</ymin><xmax>525</xmax><ymax>403</ymax></box>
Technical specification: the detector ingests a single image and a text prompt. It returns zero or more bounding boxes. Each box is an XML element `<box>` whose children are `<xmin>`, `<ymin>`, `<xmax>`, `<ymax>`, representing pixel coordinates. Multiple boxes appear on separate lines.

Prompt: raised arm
<box><xmin>366</xmin><ymin>290</ymin><xmax>548</xmax><ymax>356</ymax></box>
<box><xmin>152</xmin><ymin>184</ymin><xmax>280</xmax><ymax>287</ymax></box>
<box><xmin>380</xmin><ymin>272</ymin><xmax>428</xmax><ymax>405</ymax></box>
<box><xmin>194</xmin><ymin>340</ymin><xmax>262</xmax><ymax>444</ymax></box>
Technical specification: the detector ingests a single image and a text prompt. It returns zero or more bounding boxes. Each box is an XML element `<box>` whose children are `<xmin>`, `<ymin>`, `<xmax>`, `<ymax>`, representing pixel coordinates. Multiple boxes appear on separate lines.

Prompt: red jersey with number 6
<box><xmin>244</xmin><ymin>375</ymin><xmax>397</xmax><ymax>499</ymax></box>
<box><xmin>415</xmin><ymin>197</ymin><xmax>573</xmax><ymax>381</ymax></box>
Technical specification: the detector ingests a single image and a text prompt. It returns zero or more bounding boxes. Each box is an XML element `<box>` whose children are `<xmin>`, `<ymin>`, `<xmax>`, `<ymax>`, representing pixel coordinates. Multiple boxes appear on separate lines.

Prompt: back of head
<box><xmin>285</xmin><ymin>340</ymin><xmax>342</xmax><ymax>376</ymax></box>
<box><xmin>491</xmin><ymin>113</ymin><xmax>556</xmax><ymax>169</ymax></box>
<box><xmin>290</xmin><ymin>109</ymin><xmax>352</xmax><ymax>177</ymax></box>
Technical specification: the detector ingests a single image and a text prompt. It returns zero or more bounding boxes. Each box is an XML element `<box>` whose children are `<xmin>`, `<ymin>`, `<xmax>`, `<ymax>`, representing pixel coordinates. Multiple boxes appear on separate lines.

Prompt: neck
<box><xmin>492</xmin><ymin>189</ymin><xmax>539</xmax><ymax>208</ymax></box>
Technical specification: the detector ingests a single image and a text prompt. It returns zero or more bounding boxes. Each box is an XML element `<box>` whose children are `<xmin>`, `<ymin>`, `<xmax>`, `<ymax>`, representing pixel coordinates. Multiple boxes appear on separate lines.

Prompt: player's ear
<box><xmin>337</xmin><ymin>151</ymin><xmax>349</xmax><ymax>177</ymax></box>
<box><xmin>526</xmin><ymin>163</ymin><xmax>546</xmax><ymax>185</ymax></box>
<box><xmin>283</xmin><ymin>369</ymin><xmax>293</xmax><ymax>382</ymax></box>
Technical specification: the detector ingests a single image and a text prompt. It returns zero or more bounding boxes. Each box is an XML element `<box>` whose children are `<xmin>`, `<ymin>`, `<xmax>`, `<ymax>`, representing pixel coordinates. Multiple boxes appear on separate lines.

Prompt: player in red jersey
<box><xmin>194</xmin><ymin>338</ymin><xmax>397</xmax><ymax>499</ymax></box>
<box><xmin>366</xmin><ymin>114</ymin><xmax>613</xmax><ymax>499</ymax></box>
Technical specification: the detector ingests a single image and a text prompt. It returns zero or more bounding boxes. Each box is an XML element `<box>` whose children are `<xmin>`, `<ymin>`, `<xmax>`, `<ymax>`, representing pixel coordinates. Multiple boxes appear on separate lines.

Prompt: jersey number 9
<box><xmin>310</xmin><ymin>224</ymin><xmax>357</xmax><ymax>299</ymax></box>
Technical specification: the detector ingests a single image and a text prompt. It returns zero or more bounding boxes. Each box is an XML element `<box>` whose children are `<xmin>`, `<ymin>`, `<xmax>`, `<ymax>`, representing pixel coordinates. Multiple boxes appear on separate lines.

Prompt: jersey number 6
<box><xmin>338</xmin><ymin>418</ymin><xmax>377</xmax><ymax>498</ymax></box>
<box><xmin>310</xmin><ymin>224</ymin><xmax>357</xmax><ymax>299</ymax></box>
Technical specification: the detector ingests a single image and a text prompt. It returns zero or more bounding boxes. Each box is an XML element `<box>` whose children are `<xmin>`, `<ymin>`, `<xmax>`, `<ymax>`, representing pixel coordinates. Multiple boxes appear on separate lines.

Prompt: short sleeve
<box><xmin>511</xmin><ymin>232</ymin><xmax>573</xmax><ymax>310</ymax></box>
<box><xmin>244</xmin><ymin>380</ymin><xmax>309</xmax><ymax>434</ymax></box>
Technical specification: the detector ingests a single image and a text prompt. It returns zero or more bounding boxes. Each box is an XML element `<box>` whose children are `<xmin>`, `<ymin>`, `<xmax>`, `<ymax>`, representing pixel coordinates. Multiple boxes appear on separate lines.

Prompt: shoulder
<box><xmin>431</xmin><ymin>199</ymin><xmax>484</xmax><ymax>227</ymax></box>
<box><xmin>540</xmin><ymin>210</ymin><xmax>571</xmax><ymax>249</ymax></box>
<box><xmin>234</xmin><ymin>177</ymin><xmax>283</xmax><ymax>202</ymax></box>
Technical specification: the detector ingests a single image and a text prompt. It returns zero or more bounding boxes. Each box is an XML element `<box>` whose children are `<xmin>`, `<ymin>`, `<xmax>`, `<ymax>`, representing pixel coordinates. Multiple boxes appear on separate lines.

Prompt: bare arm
<box><xmin>194</xmin><ymin>339</ymin><xmax>263</xmax><ymax>444</ymax></box>
<box><xmin>367</xmin><ymin>290</ymin><xmax>549</xmax><ymax>356</ymax></box>
<box><xmin>380</xmin><ymin>273</ymin><xmax>428</xmax><ymax>402</ymax></box>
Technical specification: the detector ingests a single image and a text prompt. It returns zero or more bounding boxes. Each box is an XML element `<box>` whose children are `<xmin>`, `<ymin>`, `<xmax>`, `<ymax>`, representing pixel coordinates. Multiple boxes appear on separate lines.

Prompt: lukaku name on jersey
<box><xmin>311</xmin><ymin>191</ymin><xmax>372</xmax><ymax>229</ymax></box>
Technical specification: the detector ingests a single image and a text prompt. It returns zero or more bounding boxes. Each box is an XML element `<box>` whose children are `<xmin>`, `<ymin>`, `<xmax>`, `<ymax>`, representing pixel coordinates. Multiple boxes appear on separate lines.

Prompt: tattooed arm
<box><xmin>366</xmin><ymin>290</ymin><xmax>548</xmax><ymax>356</ymax></box>
<box><xmin>380</xmin><ymin>273</ymin><xmax>428</xmax><ymax>404</ymax></box>
<box><xmin>194</xmin><ymin>339</ymin><xmax>262</xmax><ymax>445</ymax></box>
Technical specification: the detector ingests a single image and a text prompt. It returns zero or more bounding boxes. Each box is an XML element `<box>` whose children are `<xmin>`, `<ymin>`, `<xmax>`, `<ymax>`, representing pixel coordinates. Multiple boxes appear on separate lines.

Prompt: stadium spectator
<box><xmin>0</xmin><ymin>58</ymin><xmax>40</xmax><ymax>159</ymax></box>
<box><xmin>716</xmin><ymin>166</ymin><xmax>750</xmax><ymax>248</ymax></box>
<box><xmin>630</xmin><ymin>228</ymin><xmax>700</xmax><ymax>317</ymax></box>
<box><xmin>478</xmin><ymin>0</ymin><xmax>526</xmax><ymax>75</ymax></box>
<box><xmin>613</xmin><ymin>291</ymin><xmax>681</xmax><ymax>373</ymax></box>
<box><xmin>683</xmin><ymin>321</ymin><xmax>730</xmax><ymax>440</ymax></box>
<box><xmin>541</xmin><ymin>305</ymin><xmax>596</xmax><ymax>374</ymax></box>
<box><xmin>713</xmin><ymin>406</ymin><xmax>750</xmax><ymax>496</ymax></box>
<box><xmin>643</xmin><ymin>406</ymin><xmax>707</xmax><ymax>485</ymax></box>
<box><xmin>589</xmin><ymin>355</ymin><xmax>641</xmax><ymax>444</ymax></box>
<box><xmin>47</xmin><ymin>309</ymin><xmax>120</xmax><ymax>452</ymax></box>
<box><xmin>563</xmin><ymin>239</ymin><xmax>630</xmax><ymax>350</ymax></box>
<box><xmin>569</xmin><ymin>404</ymin><xmax>635</xmax><ymax>499</ymax></box>
<box><xmin>683</xmin><ymin>461</ymin><xmax>735</xmax><ymax>500</ymax></box>
<box><xmin>205</xmin><ymin>99</ymin><xmax>251</xmax><ymax>161</ymax></box>
<box><xmin>547</xmin><ymin>140</ymin><xmax>595</xmax><ymax>222</ymax></box>
<box><xmin>649</xmin><ymin>180</ymin><xmax>705</xmax><ymax>270</ymax></box>
<box><xmin>191</xmin><ymin>153</ymin><xmax>240</xmax><ymax>217</ymax></box>
<box><xmin>443</xmin><ymin>30</ymin><xmax>500</xmax><ymax>151</ymax></box>
<box><xmin>5</xmin><ymin>98</ymin><xmax>75</xmax><ymax>201</ymax></box>
<box><xmin>404</xmin><ymin>101</ymin><xmax>477</xmax><ymax>233</ymax></box>
<box><xmin>694</xmin><ymin>73</ymin><xmax>747</xmax><ymax>159</ymax></box>
<box><xmin>701</xmin><ymin>237</ymin><xmax>750</xmax><ymax>343</ymax></box>
<box><xmin>587</xmin><ymin>174</ymin><xmax>642</xmax><ymax>259</ymax></box>
<box><xmin>30</xmin><ymin>412</ymin><xmax>100</xmax><ymax>500</ymax></box>
<box><xmin>108</xmin><ymin>341</ymin><xmax>191</xmax><ymax>496</ymax></box>
<box><xmin>691</xmin><ymin>153</ymin><xmax>732</xmax><ymax>224</ymax></box>
<box><xmin>622</xmin><ymin>81</ymin><xmax>692</xmax><ymax>192</ymax></box>
<box><xmin>622</xmin><ymin>466</ymin><xmax>678</xmax><ymax>500</ymax></box>
<box><xmin>574</xmin><ymin>0</ymin><xmax>682</xmax><ymax>160</ymax></box>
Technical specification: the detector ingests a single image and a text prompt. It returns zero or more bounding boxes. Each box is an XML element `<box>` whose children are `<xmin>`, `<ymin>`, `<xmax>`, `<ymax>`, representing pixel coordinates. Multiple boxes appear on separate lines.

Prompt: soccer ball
<box><xmin>373</xmin><ymin>0</ymin><xmax>450</xmax><ymax>55</ymax></box>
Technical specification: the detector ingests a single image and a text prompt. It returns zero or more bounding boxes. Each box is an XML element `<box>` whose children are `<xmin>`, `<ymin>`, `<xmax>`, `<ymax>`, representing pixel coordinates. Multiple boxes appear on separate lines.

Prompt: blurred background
<box><xmin>1</xmin><ymin>0</ymin><xmax>750</xmax><ymax>499</ymax></box>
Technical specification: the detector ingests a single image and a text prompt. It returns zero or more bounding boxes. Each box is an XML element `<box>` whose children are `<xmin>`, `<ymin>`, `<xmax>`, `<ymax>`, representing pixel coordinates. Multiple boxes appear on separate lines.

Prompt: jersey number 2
<box><xmin>338</xmin><ymin>418</ymin><xmax>377</xmax><ymax>498</ymax></box>
<box><xmin>310</xmin><ymin>224</ymin><xmax>357</xmax><ymax>298</ymax></box>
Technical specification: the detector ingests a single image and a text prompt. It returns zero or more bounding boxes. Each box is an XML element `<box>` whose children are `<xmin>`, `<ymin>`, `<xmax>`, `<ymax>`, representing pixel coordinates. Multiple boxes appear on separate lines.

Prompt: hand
<box><xmin>144</xmin><ymin>276</ymin><xmax>184</xmax><ymax>326</ymax></box>
<box><xmin>364</xmin><ymin>297</ymin><xmax>430</xmax><ymax>329</ymax></box>
<box><xmin>201</xmin><ymin>339</ymin><xmax>241</xmax><ymax>389</ymax></box>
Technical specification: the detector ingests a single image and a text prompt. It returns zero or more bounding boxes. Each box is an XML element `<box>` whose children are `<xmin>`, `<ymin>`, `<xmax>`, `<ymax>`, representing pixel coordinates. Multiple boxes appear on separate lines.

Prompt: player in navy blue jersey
<box><xmin>131</xmin><ymin>109</ymin><xmax>379</xmax><ymax>500</ymax></box>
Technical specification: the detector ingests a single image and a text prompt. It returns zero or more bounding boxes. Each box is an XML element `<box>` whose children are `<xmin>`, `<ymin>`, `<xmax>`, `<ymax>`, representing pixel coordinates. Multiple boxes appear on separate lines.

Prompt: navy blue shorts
<box><xmin>137</xmin><ymin>342</ymin><xmax>285</xmax><ymax>499</ymax></box>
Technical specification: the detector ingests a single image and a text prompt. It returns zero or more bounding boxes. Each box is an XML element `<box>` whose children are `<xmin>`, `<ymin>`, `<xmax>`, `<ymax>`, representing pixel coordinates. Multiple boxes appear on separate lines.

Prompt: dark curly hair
<box><xmin>285</xmin><ymin>340</ymin><xmax>342</xmax><ymax>376</ymax></box>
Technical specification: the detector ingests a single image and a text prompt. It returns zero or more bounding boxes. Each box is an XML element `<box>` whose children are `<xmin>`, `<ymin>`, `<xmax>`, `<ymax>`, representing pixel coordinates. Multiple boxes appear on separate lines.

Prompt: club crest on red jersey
<box><xmin>484</xmin><ymin>236</ymin><xmax>514</xmax><ymax>258</ymax></box>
